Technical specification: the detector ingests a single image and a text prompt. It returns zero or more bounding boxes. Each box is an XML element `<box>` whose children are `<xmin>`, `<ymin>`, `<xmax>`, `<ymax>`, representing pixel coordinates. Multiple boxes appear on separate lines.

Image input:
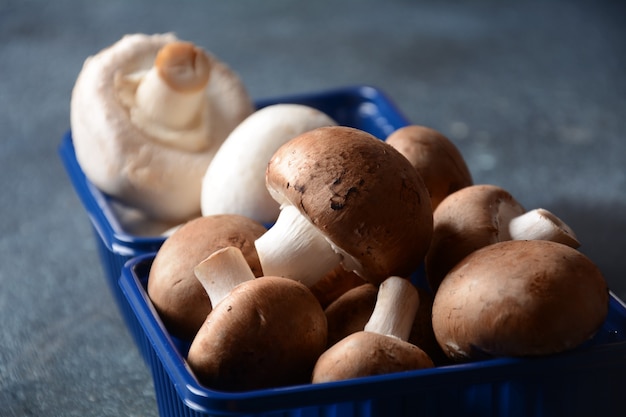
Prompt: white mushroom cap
<box><xmin>70</xmin><ymin>33</ymin><xmax>254</xmax><ymax>223</ymax></box>
<box><xmin>201</xmin><ymin>104</ymin><xmax>337</xmax><ymax>224</ymax></box>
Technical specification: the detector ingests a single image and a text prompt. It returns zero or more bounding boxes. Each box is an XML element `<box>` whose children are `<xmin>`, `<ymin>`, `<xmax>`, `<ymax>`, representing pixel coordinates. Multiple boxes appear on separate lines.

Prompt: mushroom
<box><xmin>385</xmin><ymin>125</ymin><xmax>473</xmax><ymax>210</ymax></box>
<box><xmin>309</xmin><ymin>265</ymin><xmax>366</xmax><ymax>309</ymax></box>
<box><xmin>324</xmin><ymin>283</ymin><xmax>378</xmax><ymax>347</ymax></box>
<box><xmin>407</xmin><ymin>287</ymin><xmax>449</xmax><ymax>366</ymax></box>
<box><xmin>431</xmin><ymin>240</ymin><xmax>609</xmax><ymax>360</ymax></box>
<box><xmin>201</xmin><ymin>104</ymin><xmax>337</xmax><ymax>225</ymax></box>
<box><xmin>312</xmin><ymin>276</ymin><xmax>434</xmax><ymax>383</ymax></box>
<box><xmin>147</xmin><ymin>214</ymin><xmax>266</xmax><ymax>341</ymax></box>
<box><xmin>70</xmin><ymin>33</ymin><xmax>254</xmax><ymax>226</ymax></box>
<box><xmin>425</xmin><ymin>184</ymin><xmax>580</xmax><ymax>292</ymax></box>
<box><xmin>324</xmin><ymin>281</ymin><xmax>447</xmax><ymax>364</ymax></box>
<box><xmin>187</xmin><ymin>247</ymin><xmax>328</xmax><ymax>391</ymax></box>
<box><xmin>254</xmin><ymin>126</ymin><xmax>433</xmax><ymax>287</ymax></box>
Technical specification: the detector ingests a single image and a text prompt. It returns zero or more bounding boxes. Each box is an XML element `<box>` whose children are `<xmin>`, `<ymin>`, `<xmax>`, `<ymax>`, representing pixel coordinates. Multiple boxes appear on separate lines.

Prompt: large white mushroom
<box><xmin>70</xmin><ymin>33</ymin><xmax>254</xmax><ymax>228</ymax></box>
<box><xmin>201</xmin><ymin>104</ymin><xmax>337</xmax><ymax>225</ymax></box>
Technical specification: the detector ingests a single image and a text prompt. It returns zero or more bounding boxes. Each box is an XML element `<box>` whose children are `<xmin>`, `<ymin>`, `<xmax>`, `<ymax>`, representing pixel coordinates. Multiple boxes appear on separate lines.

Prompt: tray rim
<box><xmin>120</xmin><ymin>253</ymin><xmax>626</xmax><ymax>415</ymax></box>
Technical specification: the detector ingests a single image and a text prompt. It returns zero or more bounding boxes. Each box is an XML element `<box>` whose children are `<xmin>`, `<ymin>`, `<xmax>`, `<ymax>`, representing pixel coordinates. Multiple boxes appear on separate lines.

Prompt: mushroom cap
<box><xmin>432</xmin><ymin>240</ymin><xmax>609</xmax><ymax>360</ymax></box>
<box><xmin>425</xmin><ymin>184</ymin><xmax>525</xmax><ymax>292</ymax></box>
<box><xmin>312</xmin><ymin>331</ymin><xmax>434</xmax><ymax>383</ymax></box>
<box><xmin>324</xmin><ymin>283</ymin><xmax>378</xmax><ymax>347</ymax></box>
<box><xmin>266</xmin><ymin>126</ymin><xmax>433</xmax><ymax>284</ymax></box>
<box><xmin>70</xmin><ymin>33</ymin><xmax>254</xmax><ymax>223</ymax></box>
<box><xmin>324</xmin><ymin>282</ymin><xmax>447</xmax><ymax>363</ymax></box>
<box><xmin>309</xmin><ymin>265</ymin><xmax>366</xmax><ymax>309</ymax></box>
<box><xmin>407</xmin><ymin>287</ymin><xmax>449</xmax><ymax>366</ymax></box>
<box><xmin>147</xmin><ymin>214</ymin><xmax>266</xmax><ymax>341</ymax></box>
<box><xmin>201</xmin><ymin>104</ymin><xmax>337</xmax><ymax>224</ymax></box>
<box><xmin>386</xmin><ymin>125</ymin><xmax>473</xmax><ymax>210</ymax></box>
<box><xmin>187</xmin><ymin>276</ymin><xmax>328</xmax><ymax>391</ymax></box>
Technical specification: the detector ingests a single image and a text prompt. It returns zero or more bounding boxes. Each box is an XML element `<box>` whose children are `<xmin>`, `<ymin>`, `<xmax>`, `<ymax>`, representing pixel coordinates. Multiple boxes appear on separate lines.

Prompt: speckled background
<box><xmin>1</xmin><ymin>0</ymin><xmax>625</xmax><ymax>415</ymax></box>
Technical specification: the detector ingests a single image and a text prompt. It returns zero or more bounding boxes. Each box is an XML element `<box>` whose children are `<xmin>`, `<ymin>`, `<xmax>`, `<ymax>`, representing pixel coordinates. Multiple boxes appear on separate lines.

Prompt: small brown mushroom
<box><xmin>324</xmin><ymin>283</ymin><xmax>378</xmax><ymax>347</ymax></box>
<box><xmin>147</xmin><ymin>214</ymin><xmax>266</xmax><ymax>341</ymax></box>
<box><xmin>407</xmin><ymin>288</ymin><xmax>449</xmax><ymax>366</ymax></box>
<box><xmin>385</xmin><ymin>125</ymin><xmax>473</xmax><ymax>210</ymax></box>
<box><xmin>425</xmin><ymin>184</ymin><xmax>580</xmax><ymax>292</ymax></box>
<box><xmin>187</xmin><ymin>247</ymin><xmax>328</xmax><ymax>391</ymax></box>
<box><xmin>254</xmin><ymin>126</ymin><xmax>433</xmax><ymax>287</ymax></box>
<box><xmin>324</xmin><ymin>281</ymin><xmax>447</xmax><ymax>364</ymax></box>
<box><xmin>312</xmin><ymin>276</ymin><xmax>434</xmax><ymax>383</ymax></box>
<box><xmin>432</xmin><ymin>240</ymin><xmax>609</xmax><ymax>361</ymax></box>
<box><xmin>71</xmin><ymin>33</ymin><xmax>254</xmax><ymax>226</ymax></box>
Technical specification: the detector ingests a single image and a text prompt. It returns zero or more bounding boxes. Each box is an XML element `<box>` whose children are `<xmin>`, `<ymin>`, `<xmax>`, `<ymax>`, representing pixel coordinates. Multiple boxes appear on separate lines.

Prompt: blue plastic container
<box><xmin>58</xmin><ymin>85</ymin><xmax>411</xmax><ymax>356</ymax></box>
<box><xmin>120</xmin><ymin>254</ymin><xmax>626</xmax><ymax>417</ymax></box>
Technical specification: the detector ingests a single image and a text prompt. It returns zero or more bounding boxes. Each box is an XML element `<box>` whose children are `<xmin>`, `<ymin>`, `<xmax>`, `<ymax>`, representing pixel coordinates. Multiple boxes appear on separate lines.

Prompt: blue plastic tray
<box><xmin>58</xmin><ymin>85</ymin><xmax>412</xmax><ymax>357</ymax></box>
<box><xmin>120</xmin><ymin>254</ymin><xmax>626</xmax><ymax>417</ymax></box>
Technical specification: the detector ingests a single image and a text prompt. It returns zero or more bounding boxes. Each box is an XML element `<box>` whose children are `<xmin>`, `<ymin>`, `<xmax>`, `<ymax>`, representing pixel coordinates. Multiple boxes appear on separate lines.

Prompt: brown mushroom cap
<box><xmin>309</xmin><ymin>265</ymin><xmax>367</xmax><ymax>309</ymax></box>
<box><xmin>187</xmin><ymin>276</ymin><xmax>328</xmax><ymax>391</ymax></box>
<box><xmin>312</xmin><ymin>331</ymin><xmax>434</xmax><ymax>383</ymax></box>
<box><xmin>71</xmin><ymin>33</ymin><xmax>254</xmax><ymax>224</ymax></box>
<box><xmin>324</xmin><ymin>283</ymin><xmax>378</xmax><ymax>347</ymax></box>
<box><xmin>425</xmin><ymin>184</ymin><xmax>525</xmax><ymax>292</ymax></box>
<box><xmin>147</xmin><ymin>214</ymin><xmax>266</xmax><ymax>341</ymax></box>
<box><xmin>265</xmin><ymin>126</ymin><xmax>433</xmax><ymax>284</ymax></box>
<box><xmin>432</xmin><ymin>240</ymin><xmax>609</xmax><ymax>361</ymax></box>
<box><xmin>324</xmin><ymin>282</ymin><xmax>446</xmax><ymax>363</ymax></box>
<box><xmin>385</xmin><ymin>125</ymin><xmax>473</xmax><ymax>210</ymax></box>
<box><xmin>313</xmin><ymin>276</ymin><xmax>434</xmax><ymax>383</ymax></box>
<box><xmin>407</xmin><ymin>287</ymin><xmax>449</xmax><ymax>366</ymax></box>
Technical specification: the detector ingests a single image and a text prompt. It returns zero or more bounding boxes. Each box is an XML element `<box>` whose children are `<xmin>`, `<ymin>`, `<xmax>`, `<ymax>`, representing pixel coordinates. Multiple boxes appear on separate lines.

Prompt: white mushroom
<box><xmin>201</xmin><ymin>104</ymin><xmax>337</xmax><ymax>225</ymax></box>
<box><xmin>70</xmin><ymin>33</ymin><xmax>254</xmax><ymax>225</ymax></box>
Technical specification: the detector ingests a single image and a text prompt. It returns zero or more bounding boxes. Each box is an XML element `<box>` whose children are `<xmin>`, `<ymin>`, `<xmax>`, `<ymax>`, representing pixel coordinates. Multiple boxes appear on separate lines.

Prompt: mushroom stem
<box><xmin>364</xmin><ymin>277</ymin><xmax>420</xmax><ymax>341</ymax></box>
<box><xmin>131</xmin><ymin>42</ymin><xmax>212</xmax><ymax>151</ymax></box>
<box><xmin>194</xmin><ymin>246</ymin><xmax>256</xmax><ymax>308</ymax></box>
<box><xmin>254</xmin><ymin>204</ymin><xmax>343</xmax><ymax>287</ymax></box>
<box><xmin>508</xmin><ymin>208</ymin><xmax>580</xmax><ymax>248</ymax></box>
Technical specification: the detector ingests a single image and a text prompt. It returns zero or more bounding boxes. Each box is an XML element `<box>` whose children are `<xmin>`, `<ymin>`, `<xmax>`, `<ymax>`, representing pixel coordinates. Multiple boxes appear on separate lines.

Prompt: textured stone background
<box><xmin>1</xmin><ymin>0</ymin><xmax>624</xmax><ymax>415</ymax></box>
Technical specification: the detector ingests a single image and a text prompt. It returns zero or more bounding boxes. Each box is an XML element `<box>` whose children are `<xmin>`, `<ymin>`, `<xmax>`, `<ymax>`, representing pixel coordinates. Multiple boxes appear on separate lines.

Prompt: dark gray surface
<box><xmin>1</xmin><ymin>0</ymin><xmax>625</xmax><ymax>416</ymax></box>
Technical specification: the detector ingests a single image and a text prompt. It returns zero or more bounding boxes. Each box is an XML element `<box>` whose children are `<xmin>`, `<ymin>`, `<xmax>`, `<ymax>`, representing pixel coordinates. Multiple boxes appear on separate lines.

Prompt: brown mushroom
<box><xmin>309</xmin><ymin>265</ymin><xmax>366</xmax><ymax>309</ymax></box>
<box><xmin>324</xmin><ymin>283</ymin><xmax>378</xmax><ymax>347</ymax></box>
<box><xmin>254</xmin><ymin>126</ymin><xmax>433</xmax><ymax>287</ymax></box>
<box><xmin>147</xmin><ymin>214</ymin><xmax>266</xmax><ymax>341</ymax></box>
<box><xmin>71</xmin><ymin>33</ymin><xmax>254</xmax><ymax>227</ymax></box>
<box><xmin>432</xmin><ymin>240</ymin><xmax>609</xmax><ymax>361</ymax></box>
<box><xmin>385</xmin><ymin>125</ymin><xmax>473</xmax><ymax>210</ymax></box>
<box><xmin>324</xmin><ymin>281</ymin><xmax>447</xmax><ymax>364</ymax></box>
<box><xmin>312</xmin><ymin>276</ymin><xmax>434</xmax><ymax>383</ymax></box>
<box><xmin>425</xmin><ymin>184</ymin><xmax>580</xmax><ymax>292</ymax></box>
<box><xmin>187</xmin><ymin>247</ymin><xmax>328</xmax><ymax>391</ymax></box>
<box><xmin>407</xmin><ymin>287</ymin><xmax>449</xmax><ymax>366</ymax></box>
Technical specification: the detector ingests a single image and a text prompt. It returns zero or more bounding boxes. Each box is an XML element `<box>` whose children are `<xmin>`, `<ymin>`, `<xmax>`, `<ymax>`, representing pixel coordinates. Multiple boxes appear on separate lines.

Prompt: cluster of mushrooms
<box><xmin>71</xmin><ymin>34</ymin><xmax>610</xmax><ymax>391</ymax></box>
